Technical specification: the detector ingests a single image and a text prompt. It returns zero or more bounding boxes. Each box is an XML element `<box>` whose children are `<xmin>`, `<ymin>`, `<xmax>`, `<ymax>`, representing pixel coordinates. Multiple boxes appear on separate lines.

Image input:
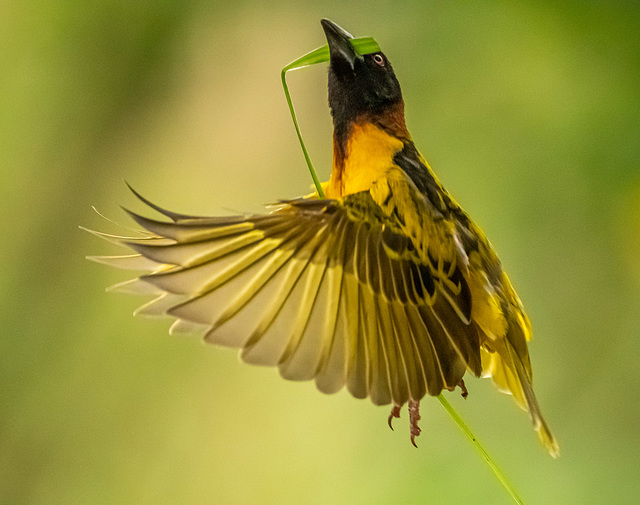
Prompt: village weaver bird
<box><xmin>87</xmin><ymin>19</ymin><xmax>559</xmax><ymax>456</ymax></box>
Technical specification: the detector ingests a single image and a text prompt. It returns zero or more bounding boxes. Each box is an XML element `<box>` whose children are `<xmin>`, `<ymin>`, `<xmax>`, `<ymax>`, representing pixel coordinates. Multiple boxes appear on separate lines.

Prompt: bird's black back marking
<box><xmin>393</xmin><ymin>142</ymin><xmax>452</xmax><ymax>215</ymax></box>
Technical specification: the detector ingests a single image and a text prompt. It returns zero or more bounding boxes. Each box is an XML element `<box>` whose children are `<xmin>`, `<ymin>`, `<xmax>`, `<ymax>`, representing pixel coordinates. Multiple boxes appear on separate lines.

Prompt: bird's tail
<box><xmin>482</xmin><ymin>333</ymin><xmax>559</xmax><ymax>458</ymax></box>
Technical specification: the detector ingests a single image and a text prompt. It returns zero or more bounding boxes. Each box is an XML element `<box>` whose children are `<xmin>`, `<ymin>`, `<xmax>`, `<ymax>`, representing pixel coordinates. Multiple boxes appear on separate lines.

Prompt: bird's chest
<box><xmin>326</xmin><ymin>123</ymin><xmax>404</xmax><ymax>198</ymax></box>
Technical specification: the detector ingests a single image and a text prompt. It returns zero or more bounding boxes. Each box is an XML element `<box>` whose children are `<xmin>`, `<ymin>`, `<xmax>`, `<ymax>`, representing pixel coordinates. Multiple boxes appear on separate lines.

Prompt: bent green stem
<box><xmin>280</xmin><ymin>66</ymin><xmax>324</xmax><ymax>197</ymax></box>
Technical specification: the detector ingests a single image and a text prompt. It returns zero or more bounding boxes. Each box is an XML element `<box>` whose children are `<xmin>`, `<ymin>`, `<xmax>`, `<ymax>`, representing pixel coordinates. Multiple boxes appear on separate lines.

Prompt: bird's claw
<box><xmin>388</xmin><ymin>405</ymin><xmax>401</xmax><ymax>430</ymax></box>
<box><xmin>458</xmin><ymin>379</ymin><xmax>468</xmax><ymax>399</ymax></box>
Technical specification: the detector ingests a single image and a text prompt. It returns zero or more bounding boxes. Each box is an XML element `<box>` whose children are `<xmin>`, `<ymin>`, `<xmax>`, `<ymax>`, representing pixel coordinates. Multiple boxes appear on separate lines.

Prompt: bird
<box><xmin>86</xmin><ymin>19</ymin><xmax>559</xmax><ymax>456</ymax></box>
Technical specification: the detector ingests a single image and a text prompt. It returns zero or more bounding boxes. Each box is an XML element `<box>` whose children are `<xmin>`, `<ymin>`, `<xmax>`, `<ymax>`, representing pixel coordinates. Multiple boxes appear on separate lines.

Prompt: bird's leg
<box><xmin>388</xmin><ymin>404</ymin><xmax>402</xmax><ymax>430</ymax></box>
<box><xmin>408</xmin><ymin>399</ymin><xmax>421</xmax><ymax>448</ymax></box>
<box><xmin>457</xmin><ymin>378</ymin><xmax>468</xmax><ymax>399</ymax></box>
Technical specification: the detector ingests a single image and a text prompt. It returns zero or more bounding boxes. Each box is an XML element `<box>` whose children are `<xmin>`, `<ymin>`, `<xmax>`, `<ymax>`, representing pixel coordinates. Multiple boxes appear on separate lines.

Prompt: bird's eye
<box><xmin>373</xmin><ymin>54</ymin><xmax>385</xmax><ymax>66</ymax></box>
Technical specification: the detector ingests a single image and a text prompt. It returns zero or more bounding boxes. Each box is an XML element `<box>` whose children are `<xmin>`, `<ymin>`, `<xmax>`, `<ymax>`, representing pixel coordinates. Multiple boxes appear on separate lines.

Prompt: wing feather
<box><xmin>278</xmin><ymin>257</ymin><xmax>329</xmax><ymax>373</ymax></box>
<box><xmin>418</xmin><ymin>304</ymin><xmax>466</xmax><ymax>389</ymax></box>
<box><xmin>87</xmin><ymin>254</ymin><xmax>159</xmax><ymax>271</ymax></box>
<box><xmin>405</xmin><ymin>305</ymin><xmax>444</xmax><ymax>396</ymax></box>
<box><xmin>315</xmin><ymin>275</ymin><xmax>348</xmax><ymax>394</ymax></box>
<box><xmin>375</xmin><ymin>294</ymin><xmax>409</xmax><ymax>404</ymax></box>
<box><xmin>359</xmin><ymin>284</ymin><xmax>386</xmax><ymax>405</ymax></box>
<box><xmin>431</xmin><ymin>295</ymin><xmax>482</xmax><ymax>377</ymax></box>
<box><xmin>220</xmin><ymin>230</ymin><xmax>328</xmax><ymax>362</ymax></box>
<box><xmin>345</xmin><ymin>275</ymin><xmax>367</xmax><ymax>399</ymax></box>
<box><xmin>88</xmin><ymin>189</ymin><xmax>482</xmax><ymax>406</ymax></box>
<box><xmin>314</xmin><ymin>215</ymin><xmax>348</xmax><ymax>374</ymax></box>
<box><xmin>390</xmin><ymin>302</ymin><xmax>425</xmax><ymax>401</ymax></box>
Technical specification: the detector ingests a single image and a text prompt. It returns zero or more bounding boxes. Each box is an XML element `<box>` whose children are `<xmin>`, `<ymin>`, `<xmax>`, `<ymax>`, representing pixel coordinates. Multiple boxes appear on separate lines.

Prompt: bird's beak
<box><xmin>321</xmin><ymin>19</ymin><xmax>359</xmax><ymax>70</ymax></box>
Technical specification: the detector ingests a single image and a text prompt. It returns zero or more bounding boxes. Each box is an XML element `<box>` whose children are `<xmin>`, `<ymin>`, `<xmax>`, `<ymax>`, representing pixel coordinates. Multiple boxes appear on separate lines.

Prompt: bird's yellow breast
<box><xmin>325</xmin><ymin>122</ymin><xmax>404</xmax><ymax>199</ymax></box>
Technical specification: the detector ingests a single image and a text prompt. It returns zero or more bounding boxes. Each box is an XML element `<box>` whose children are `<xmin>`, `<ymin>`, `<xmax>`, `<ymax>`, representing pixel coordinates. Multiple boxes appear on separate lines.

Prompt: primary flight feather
<box><xmin>87</xmin><ymin>19</ymin><xmax>558</xmax><ymax>456</ymax></box>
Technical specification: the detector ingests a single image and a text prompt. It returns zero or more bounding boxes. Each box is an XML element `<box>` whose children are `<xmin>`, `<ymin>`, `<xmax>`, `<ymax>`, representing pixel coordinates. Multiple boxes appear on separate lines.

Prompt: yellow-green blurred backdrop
<box><xmin>2</xmin><ymin>1</ymin><xmax>639</xmax><ymax>504</ymax></box>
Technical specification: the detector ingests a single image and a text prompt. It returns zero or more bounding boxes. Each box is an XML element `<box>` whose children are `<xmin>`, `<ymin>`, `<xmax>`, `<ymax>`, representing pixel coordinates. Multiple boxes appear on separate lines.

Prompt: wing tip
<box><xmin>125</xmin><ymin>182</ymin><xmax>202</xmax><ymax>222</ymax></box>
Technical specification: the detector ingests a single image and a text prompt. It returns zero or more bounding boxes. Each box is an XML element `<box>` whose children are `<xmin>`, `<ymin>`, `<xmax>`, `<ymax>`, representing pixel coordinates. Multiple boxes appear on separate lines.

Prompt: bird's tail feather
<box><xmin>482</xmin><ymin>336</ymin><xmax>559</xmax><ymax>458</ymax></box>
<box><xmin>506</xmin><ymin>340</ymin><xmax>560</xmax><ymax>458</ymax></box>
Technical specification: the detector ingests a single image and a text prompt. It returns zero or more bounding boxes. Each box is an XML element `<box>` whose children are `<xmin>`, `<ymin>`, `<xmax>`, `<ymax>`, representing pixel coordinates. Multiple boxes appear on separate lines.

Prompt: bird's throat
<box><xmin>326</xmin><ymin>102</ymin><xmax>410</xmax><ymax>199</ymax></box>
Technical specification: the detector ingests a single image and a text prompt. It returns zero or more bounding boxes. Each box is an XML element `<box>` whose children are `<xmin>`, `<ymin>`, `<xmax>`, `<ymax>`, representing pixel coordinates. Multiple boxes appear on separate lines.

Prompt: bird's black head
<box><xmin>321</xmin><ymin>19</ymin><xmax>404</xmax><ymax>141</ymax></box>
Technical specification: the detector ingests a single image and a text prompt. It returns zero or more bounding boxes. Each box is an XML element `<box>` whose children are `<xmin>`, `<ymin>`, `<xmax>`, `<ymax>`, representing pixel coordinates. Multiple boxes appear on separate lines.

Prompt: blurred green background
<box><xmin>2</xmin><ymin>1</ymin><xmax>639</xmax><ymax>504</ymax></box>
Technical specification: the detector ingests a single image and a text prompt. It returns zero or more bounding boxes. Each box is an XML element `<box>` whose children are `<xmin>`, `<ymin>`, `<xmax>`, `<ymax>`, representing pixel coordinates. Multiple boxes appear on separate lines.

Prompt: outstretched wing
<box><xmin>87</xmin><ymin>187</ymin><xmax>481</xmax><ymax>406</ymax></box>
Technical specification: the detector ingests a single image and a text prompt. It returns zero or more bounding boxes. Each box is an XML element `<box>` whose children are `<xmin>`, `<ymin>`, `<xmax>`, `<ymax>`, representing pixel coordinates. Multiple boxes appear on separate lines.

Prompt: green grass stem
<box><xmin>437</xmin><ymin>394</ymin><xmax>524</xmax><ymax>504</ymax></box>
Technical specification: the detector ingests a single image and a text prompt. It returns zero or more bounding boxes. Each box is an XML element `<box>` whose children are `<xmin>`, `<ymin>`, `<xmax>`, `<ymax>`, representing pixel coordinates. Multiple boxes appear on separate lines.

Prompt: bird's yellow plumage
<box><xmin>325</xmin><ymin>122</ymin><xmax>405</xmax><ymax>198</ymax></box>
<box><xmin>87</xmin><ymin>19</ymin><xmax>558</xmax><ymax>457</ymax></box>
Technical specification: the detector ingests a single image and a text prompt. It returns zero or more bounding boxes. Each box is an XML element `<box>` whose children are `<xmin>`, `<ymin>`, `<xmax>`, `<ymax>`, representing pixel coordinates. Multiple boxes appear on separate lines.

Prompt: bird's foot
<box><xmin>408</xmin><ymin>399</ymin><xmax>421</xmax><ymax>448</ymax></box>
